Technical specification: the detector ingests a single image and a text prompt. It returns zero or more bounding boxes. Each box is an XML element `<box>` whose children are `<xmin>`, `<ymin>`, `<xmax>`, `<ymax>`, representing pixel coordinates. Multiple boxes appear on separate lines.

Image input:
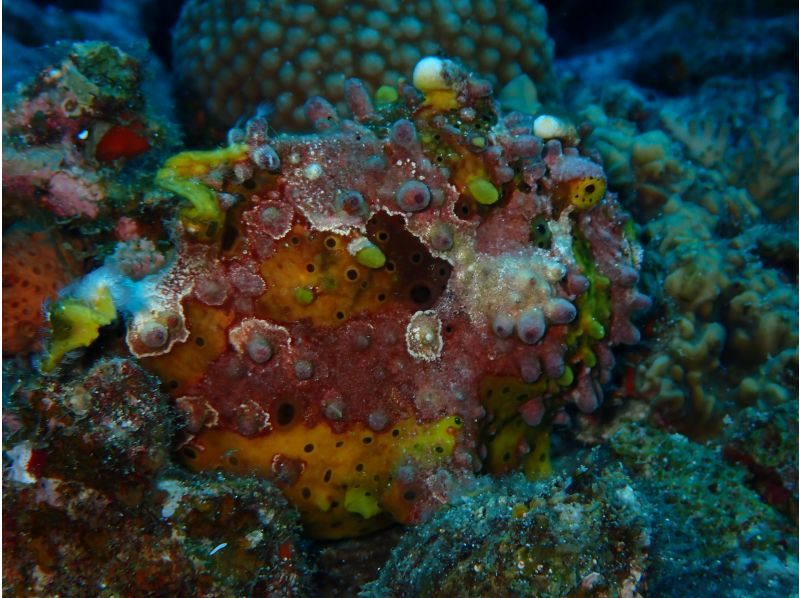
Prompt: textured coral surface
<box><xmin>173</xmin><ymin>0</ymin><xmax>556</xmax><ymax>131</ymax></box>
<box><xmin>2</xmin><ymin>228</ymin><xmax>77</xmax><ymax>354</ymax></box>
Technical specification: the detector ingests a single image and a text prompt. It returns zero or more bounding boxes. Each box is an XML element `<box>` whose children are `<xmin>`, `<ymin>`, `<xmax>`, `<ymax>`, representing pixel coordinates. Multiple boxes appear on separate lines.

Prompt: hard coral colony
<box><xmin>43</xmin><ymin>56</ymin><xmax>649</xmax><ymax>539</ymax></box>
<box><xmin>173</xmin><ymin>0</ymin><xmax>557</xmax><ymax>131</ymax></box>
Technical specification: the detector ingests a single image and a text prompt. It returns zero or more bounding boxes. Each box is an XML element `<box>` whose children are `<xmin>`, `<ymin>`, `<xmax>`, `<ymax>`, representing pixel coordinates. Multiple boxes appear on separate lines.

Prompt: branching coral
<box><xmin>660</xmin><ymin>75</ymin><xmax>798</xmax><ymax>221</ymax></box>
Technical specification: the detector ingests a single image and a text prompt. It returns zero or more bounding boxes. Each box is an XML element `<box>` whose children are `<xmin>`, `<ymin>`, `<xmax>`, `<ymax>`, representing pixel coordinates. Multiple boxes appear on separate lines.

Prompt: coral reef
<box><xmin>2</xmin><ymin>41</ymin><xmax>184</xmax><ymax>358</ymax></box>
<box><xmin>659</xmin><ymin>74</ymin><xmax>798</xmax><ymax>222</ymax></box>
<box><xmin>3</xmin><ymin>1</ymin><xmax>797</xmax><ymax>593</ymax></box>
<box><xmin>564</xmin><ymin>67</ymin><xmax>798</xmax><ymax>434</ymax></box>
<box><xmin>42</xmin><ymin>56</ymin><xmax>648</xmax><ymax>539</ymax></box>
<box><xmin>172</xmin><ymin>0</ymin><xmax>557</xmax><ymax>132</ymax></box>
<box><xmin>635</xmin><ymin>195</ymin><xmax>797</xmax><ymax>430</ymax></box>
<box><xmin>3</xmin><ymin>358</ymin><xmax>310</xmax><ymax>595</ymax></box>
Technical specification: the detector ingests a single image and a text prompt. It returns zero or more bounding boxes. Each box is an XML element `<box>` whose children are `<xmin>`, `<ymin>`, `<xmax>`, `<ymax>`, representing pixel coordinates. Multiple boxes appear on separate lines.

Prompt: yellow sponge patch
<box><xmin>566</xmin><ymin>234</ymin><xmax>613</xmax><ymax>369</ymax></box>
<box><xmin>560</xmin><ymin>176</ymin><xmax>606</xmax><ymax>210</ymax></box>
<box><xmin>42</xmin><ymin>287</ymin><xmax>116</xmax><ymax>372</ymax></box>
<box><xmin>480</xmin><ymin>376</ymin><xmax>555</xmax><ymax>478</ymax></box>
<box><xmin>420</xmin><ymin>89</ymin><xmax>459</xmax><ymax>112</ymax></box>
<box><xmin>156</xmin><ymin>144</ymin><xmax>248</xmax><ymax>240</ymax></box>
<box><xmin>182</xmin><ymin>415</ymin><xmax>463</xmax><ymax>539</ymax></box>
<box><xmin>160</xmin><ymin>144</ymin><xmax>248</xmax><ymax>178</ymax></box>
<box><xmin>257</xmin><ymin>224</ymin><xmax>396</xmax><ymax>327</ymax></box>
<box><xmin>142</xmin><ymin>300</ymin><xmax>234</xmax><ymax>395</ymax></box>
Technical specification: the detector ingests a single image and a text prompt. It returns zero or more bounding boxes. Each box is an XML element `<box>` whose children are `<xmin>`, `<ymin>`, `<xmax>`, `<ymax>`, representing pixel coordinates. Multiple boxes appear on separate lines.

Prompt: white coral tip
<box><xmin>412</xmin><ymin>56</ymin><xmax>455</xmax><ymax>92</ymax></box>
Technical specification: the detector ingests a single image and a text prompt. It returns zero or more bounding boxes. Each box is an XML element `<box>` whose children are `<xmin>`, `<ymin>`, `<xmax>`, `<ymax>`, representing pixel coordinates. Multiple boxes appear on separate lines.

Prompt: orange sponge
<box><xmin>2</xmin><ymin>229</ymin><xmax>76</xmax><ymax>354</ymax></box>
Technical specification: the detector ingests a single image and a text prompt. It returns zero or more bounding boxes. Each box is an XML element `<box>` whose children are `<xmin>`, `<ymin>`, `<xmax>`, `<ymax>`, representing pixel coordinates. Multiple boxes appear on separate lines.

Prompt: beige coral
<box><xmin>659</xmin><ymin>79</ymin><xmax>798</xmax><ymax>221</ymax></box>
<box><xmin>639</xmin><ymin>316</ymin><xmax>726</xmax><ymax>421</ymax></box>
<box><xmin>727</xmin><ymin>284</ymin><xmax>798</xmax><ymax>366</ymax></box>
<box><xmin>736</xmin><ymin>348</ymin><xmax>797</xmax><ymax>406</ymax></box>
<box><xmin>638</xmin><ymin>194</ymin><xmax>797</xmax><ymax>423</ymax></box>
<box><xmin>561</xmin><ymin>53</ymin><xmax>796</xmax><ymax>434</ymax></box>
<box><xmin>580</xmin><ymin>106</ymin><xmax>692</xmax><ymax>216</ymax></box>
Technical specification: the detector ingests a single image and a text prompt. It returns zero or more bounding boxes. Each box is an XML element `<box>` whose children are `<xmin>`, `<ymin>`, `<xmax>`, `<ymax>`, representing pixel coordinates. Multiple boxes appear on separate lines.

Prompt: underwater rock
<box><xmin>723</xmin><ymin>398</ymin><xmax>799</xmax><ymax>521</ymax></box>
<box><xmin>363</xmin><ymin>447</ymin><xmax>651</xmax><ymax>596</ymax></box>
<box><xmin>366</xmin><ymin>421</ymin><xmax>799</xmax><ymax>596</ymax></box>
<box><xmin>3</xmin><ymin>470</ymin><xmax>310</xmax><ymax>596</ymax></box>
<box><xmin>3</xmin><ymin>41</ymin><xmax>180</xmax><ymax>219</ymax></box>
<box><xmin>4</xmin><ymin>358</ymin><xmax>174</xmax><ymax>489</ymax></box>
<box><xmin>2</xmin><ymin>358</ymin><xmax>310</xmax><ymax>595</ymax></box>
<box><xmin>609</xmin><ymin>423</ymin><xmax>798</xmax><ymax>596</ymax></box>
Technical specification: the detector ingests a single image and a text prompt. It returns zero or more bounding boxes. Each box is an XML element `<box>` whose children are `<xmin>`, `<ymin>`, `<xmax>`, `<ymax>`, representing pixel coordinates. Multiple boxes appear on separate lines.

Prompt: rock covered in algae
<box><xmin>4</xmin><ymin>358</ymin><xmax>174</xmax><ymax>490</ymax></box>
<box><xmin>364</xmin><ymin>422</ymin><xmax>799</xmax><ymax>596</ymax></box>
<box><xmin>363</xmin><ymin>453</ymin><xmax>651</xmax><ymax>596</ymax></box>
<box><xmin>2</xmin><ymin>41</ymin><xmax>183</xmax><ymax>358</ymax></box>
<box><xmin>3</xmin><ymin>41</ymin><xmax>179</xmax><ymax>221</ymax></box>
<box><xmin>608</xmin><ymin>423</ymin><xmax>798</xmax><ymax>596</ymax></box>
<box><xmin>722</xmin><ymin>398</ymin><xmax>798</xmax><ymax>521</ymax></box>
<box><xmin>3</xmin><ymin>470</ymin><xmax>311</xmax><ymax>596</ymax></box>
<box><xmin>43</xmin><ymin>57</ymin><xmax>649</xmax><ymax>539</ymax></box>
<box><xmin>2</xmin><ymin>358</ymin><xmax>310</xmax><ymax>595</ymax></box>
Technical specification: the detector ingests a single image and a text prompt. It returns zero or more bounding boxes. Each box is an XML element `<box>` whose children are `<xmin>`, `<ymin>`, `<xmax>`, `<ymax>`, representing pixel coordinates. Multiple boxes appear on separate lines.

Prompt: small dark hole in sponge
<box><xmin>276</xmin><ymin>403</ymin><xmax>295</xmax><ymax>426</ymax></box>
<box><xmin>410</xmin><ymin>285</ymin><xmax>431</xmax><ymax>304</ymax></box>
